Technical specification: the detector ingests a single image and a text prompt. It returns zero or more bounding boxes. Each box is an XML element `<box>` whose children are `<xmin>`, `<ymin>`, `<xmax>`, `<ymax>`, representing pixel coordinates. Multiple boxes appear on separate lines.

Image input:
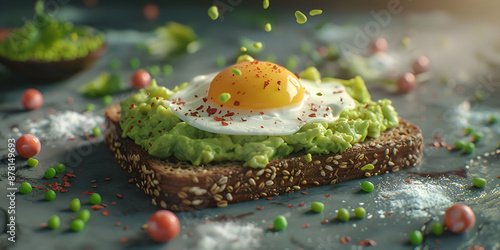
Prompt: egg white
<box><xmin>166</xmin><ymin>72</ymin><xmax>356</xmax><ymax>135</ymax></box>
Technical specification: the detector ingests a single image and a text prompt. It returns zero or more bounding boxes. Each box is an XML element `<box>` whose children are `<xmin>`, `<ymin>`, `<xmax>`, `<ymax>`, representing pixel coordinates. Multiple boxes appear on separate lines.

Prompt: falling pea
<box><xmin>219</xmin><ymin>93</ymin><xmax>231</xmax><ymax>103</ymax></box>
<box><xmin>208</xmin><ymin>6</ymin><xmax>219</xmax><ymax>20</ymax></box>
<box><xmin>295</xmin><ymin>11</ymin><xmax>307</xmax><ymax>24</ymax></box>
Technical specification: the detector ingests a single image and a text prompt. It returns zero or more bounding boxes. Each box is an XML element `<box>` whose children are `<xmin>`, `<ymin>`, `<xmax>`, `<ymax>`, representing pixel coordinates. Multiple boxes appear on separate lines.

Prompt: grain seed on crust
<box><xmin>249</xmin><ymin>178</ymin><xmax>257</xmax><ymax>186</ymax></box>
<box><xmin>217</xmin><ymin>200</ymin><xmax>228</xmax><ymax>207</ymax></box>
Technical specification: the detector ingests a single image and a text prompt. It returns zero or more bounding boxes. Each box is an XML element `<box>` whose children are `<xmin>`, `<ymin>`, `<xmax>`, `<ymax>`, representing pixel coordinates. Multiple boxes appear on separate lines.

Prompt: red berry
<box><xmin>444</xmin><ymin>204</ymin><xmax>476</xmax><ymax>233</ymax></box>
<box><xmin>21</xmin><ymin>89</ymin><xmax>43</xmax><ymax>110</ymax></box>
<box><xmin>412</xmin><ymin>56</ymin><xmax>430</xmax><ymax>75</ymax></box>
<box><xmin>397</xmin><ymin>72</ymin><xmax>418</xmax><ymax>93</ymax></box>
<box><xmin>131</xmin><ymin>69</ymin><xmax>152</xmax><ymax>89</ymax></box>
<box><xmin>147</xmin><ymin>210</ymin><xmax>180</xmax><ymax>242</ymax></box>
<box><xmin>370</xmin><ymin>37</ymin><xmax>388</xmax><ymax>53</ymax></box>
<box><xmin>16</xmin><ymin>134</ymin><xmax>41</xmax><ymax>158</ymax></box>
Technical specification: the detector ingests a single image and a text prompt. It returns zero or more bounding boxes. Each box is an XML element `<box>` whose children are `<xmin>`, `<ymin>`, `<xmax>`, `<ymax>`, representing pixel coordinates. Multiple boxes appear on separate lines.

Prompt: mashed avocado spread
<box><xmin>119</xmin><ymin>70</ymin><xmax>398</xmax><ymax>168</ymax></box>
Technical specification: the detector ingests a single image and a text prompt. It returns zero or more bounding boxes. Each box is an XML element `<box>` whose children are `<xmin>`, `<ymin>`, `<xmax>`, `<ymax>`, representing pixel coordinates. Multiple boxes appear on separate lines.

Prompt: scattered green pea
<box><xmin>236</xmin><ymin>54</ymin><xmax>255</xmax><ymax>63</ymax></box>
<box><xmin>454</xmin><ymin>140</ymin><xmax>466</xmax><ymax>150</ymax></box>
<box><xmin>19</xmin><ymin>182</ymin><xmax>32</xmax><ymax>194</ymax></box>
<box><xmin>77</xmin><ymin>209</ymin><xmax>91</xmax><ymax>223</ymax></box>
<box><xmin>215</xmin><ymin>56</ymin><xmax>226</xmax><ymax>67</ymax></box>
<box><xmin>474</xmin><ymin>90</ymin><xmax>484</xmax><ymax>101</ymax></box>
<box><xmin>102</xmin><ymin>95</ymin><xmax>112</xmax><ymax>106</ymax></box>
<box><xmin>240</xmin><ymin>46</ymin><xmax>247</xmax><ymax>52</ymax></box>
<box><xmin>361</xmin><ymin>164</ymin><xmax>374</xmax><ymax>170</ymax></box>
<box><xmin>265</xmin><ymin>23</ymin><xmax>272</xmax><ymax>32</ymax></box>
<box><xmin>463</xmin><ymin>142</ymin><xmax>475</xmax><ymax>153</ymax></box>
<box><xmin>309</xmin><ymin>9</ymin><xmax>323</xmax><ymax>16</ymax></box>
<box><xmin>54</xmin><ymin>163</ymin><xmax>65</xmax><ymax>174</ymax></box>
<box><xmin>311</xmin><ymin>202</ymin><xmax>324</xmax><ymax>213</ymax></box>
<box><xmin>400</xmin><ymin>36</ymin><xmax>411</xmax><ymax>49</ymax></box>
<box><xmin>471</xmin><ymin>132</ymin><xmax>483</xmax><ymax>142</ymax></box>
<box><xmin>93</xmin><ymin>126</ymin><xmax>101</xmax><ymax>137</ymax></box>
<box><xmin>44</xmin><ymin>168</ymin><xmax>56</xmax><ymax>179</ymax></box>
<box><xmin>70</xmin><ymin>219</ymin><xmax>85</xmax><ymax>232</ymax></box>
<box><xmin>464</xmin><ymin>127</ymin><xmax>473</xmax><ymax>135</ymax></box>
<box><xmin>409</xmin><ymin>230</ymin><xmax>423</xmax><ymax>245</ymax></box>
<box><xmin>70</xmin><ymin>198</ymin><xmax>81</xmax><ymax>212</ymax></box>
<box><xmin>231</xmin><ymin>68</ymin><xmax>242</xmax><ymax>76</ymax></box>
<box><xmin>162</xmin><ymin>64</ymin><xmax>173</xmax><ymax>76</ymax></box>
<box><xmin>354</xmin><ymin>207</ymin><xmax>366</xmax><ymax>219</ymax></box>
<box><xmin>148</xmin><ymin>65</ymin><xmax>160</xmax><ymax>76</ymax></box>
<box><xmin>285</xmin><ymin>55</ymin><xmax>299</xmax><ymax>71</ymax></box>
<box><xmin>48</xmin><ymin>215</ymin><xmax>60</xmax><ymax>230</ymax></box>
<box><xmin>472</xmin><ymin>177</ymin><xmax>487</xmax><ymax>188</ymax></box>
<box><xmin>219</xmin><ymin>93</ymin><xmax>231</xmax><ymax>103</ymax></box>
<box><xmin>361</xmin><ymin>181</ymin><xmax>375</xmax><ymax>193</ymax></box>
<box><xmin>208</xmin><ymin>6</ymin><xmax>219</xmax><ymax>20</ymax></box>
<box><xmin>85</xmin><ymin>103</ymin><xmax>95</xmax><ymax>112</ymax></box>
<box><xmin>45</xmin><ymin>190</ymin><xmax>56</xmax><ymax>201</ymax></box>
<box><xmin>337</xmin><ymin>208</ymin><xmax>350</xmax><ymax>221</ymax></box>
<box><xmin>305</xmin><ymin>153</ymin><xmax>312</xmax><ymax>162</ymax></box>
<box><xmin>89</xmin><ymin>193</ymin><xmax>102</xmax><ymax>205</ymax></box>
<box><xmin>110</xmin><ymin>59</ymin><xmax>120</xmax><ymax>70</ymax></box>
<box><xmin>130</xmin><ymin>57</ymin><xmax>140</xmax><ymax>69</ymax></box>
<box><xmin>431</xmin><ymin>222</ymin><xmax>444</xmax><ymax>236</ymax></box>
<box><xmin>27</xmin><ymin>158</ymin><xmax>38</xmax><ymax>167</ymax></box>
<box><xmin>253</xmin><ymin>42</ymin><xmax>263</xmax><ymax>49</ymax></box>
<box><xmin>488</xmin><ymin>115</ymin><xmax>499</xmax><ymax>124</ymax></box>
<box><xmin>295</xmin><ymin>11</ymin><xmax>307</xmax><ymax>24</ymax></box>
<box><xmin>263</xmin><ymin>0</ymin><xmax>269</xmax><ymax>9</ymax></box>
<box><xmin>273</xmin><ymin>215</ymin><xmax>287</xmax><ymax>230</ymax></box>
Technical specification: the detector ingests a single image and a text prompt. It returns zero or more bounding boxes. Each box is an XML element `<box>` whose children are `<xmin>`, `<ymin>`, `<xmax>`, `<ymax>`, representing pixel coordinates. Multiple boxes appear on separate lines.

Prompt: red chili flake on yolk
<box><xmin>233</xmin><ymin>101</ymin><xmax>240</xmax><ymax>106</ymax></box>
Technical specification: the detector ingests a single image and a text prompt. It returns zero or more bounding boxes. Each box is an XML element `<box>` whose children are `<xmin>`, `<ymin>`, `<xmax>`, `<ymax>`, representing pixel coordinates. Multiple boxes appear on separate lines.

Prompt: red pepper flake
<box><xmin>91</xmin><ymin>205</ymin><xmax>104</xmax><ymax>210</ymax></box>
<box><xmin>40</xmin><ymin>223</ymin><xmax>47</xmax><ymax>228</ymax></box>
<box><xmin>294</xmin><ymin>72</ymin><xmax>300</xmax><ymax>78</ymax></box>
<box><xmin>69</xmin><ymin>137</ymin><xmax>76</xmax><ymax>141</ymax></box>
<box><xmin>130</xmin><ymin>125</ymin><xmax>134</xmax><ymax>130</ymax></box>
<box><xmin>386</xmin><ymin>213</ymin><xmax>392</xmax><ymax>217</ymax></box>
<box><xmin>116</xmin><ymin>193</ymin><xmax>123</xmax><ymax>198</ymax></box>
<box><xmin>241</xmin><ymin>117</ymin><xmax>247</xmax><ymax>122</ymax></box>
<box><xmin>83</xmin><ymin>191</ymin><xmax>94</xmax><ymax>195</ymax></box>
<box><xmin>196</xmin><ymin>105</ymin><xmax>204</xmax><ymax>110</ymax></box>
<box><xmin>263</xmin><ymin>80</ymin><xmax>270</xmax><ymax>89</ymax></box>
<box><xmin>123</xmin><ymin>226</ymin><xmax>129</xmax><ymax>231</ymax></box>
<box><xmin>130</xmin><ymin>103</ymin><xmax>135</xmax><ymax>109</ymax></box>
<box><xmin>148</xmin><ymin>132</ymin><xmax>153</xmax><ymax>137</ymax></box>
<box><xmin>324</xmin><ymin>194</ymin><xmax>330</xmax><ymax>198</ymax></box>
<box><xmin>38</xmin><ymin>186</ymin><xmax>44</xmax><ymax>190</ymax></box>
<box><xmin>340</xmin><ymin>237</ymin><xmax>351</xmax><ymax>244</ymax></box>
<box><xmin>63</xmin><ymin>182</ymin><xmax>71</xmax><ymax>188</ymax></box>
<box><xmin>299</xmin><ymin>202</ymin><xmax>305</xmax><ymax>207</ymax></box>
<box><xmin>302</xmin><ymin>223</ymin><xmax>310</xmax><ymax>228</ymax></box>
<box><xmin>138</xmin><ymin>120</ymin><xmax>142</xmax><ymax>123</ymax></box>
<box><xmin>149</xmin><ymin>143</ymin><xmax>152</xmax><ymax>147</ymax></box>
<box><xmin>288</xmin><ymin>204</ymin><xmax>293</xmax><ymax>207</ymax></box>
<box><xmin>128</xmin><ymin>178</ymin><xmax>135</xmax><ymax>183</ymax></box>
<box><xmin>266</xmin><ymin>197</ymin><xmax>273</xmax><ymax>200</ymax></box>
<box><xmin>221</xmin><ymin>121</ymin><xmax>229</xmax><ymax>126</ymax></box>
<box><xmin>111</xmin><ymin>202</ymin><xmax>117</xmax><ymax>205</ymax></box>
<box><xmin>101</xmin><ymin>203</ymin><xmax>108</xmax><ymax>207</ymax></box>
<box><xmin>101</xmin><ymin>211</ymin><xmax>110</xmax><ymax>216</ymax></box>
<box><xmin>120</xmin><ymin>237</ymin><xmax>128</xmax><ymax>243</ymax></box>
<box><xmin>115</xmin><ymin>222</ymin><xmax>121</xmax><ymax>227</ymax></box>
<box><xmin>214</xmin><ymin>116</ymin><xmax>225</xmax><ymax>122</ymax></box>
<box><xmin>301</xmin><ymin>192</ymin><xmax>308</xmax><ymax>195</ymax></box>
<box><xmin>435</xmin><ymin>239</ymin><xmax>441</xmax><ymax>244</ymax></box>
<box><xmin>66</xmin><ymin>97</ymin><xmax>74</xmax><ymax>104</ymax></box>
<box><xmin>321</xmin><ymin>219</ymin><xmax>329</xmax><ymax>224</ymax></box>
<box><xmin>104</xmin><ymin>178</ymin><xmax>111</xmax><ymax>181</ymax></box>
<box><xmin>268</xmin><ymin>225</ymin><xmax>274</xmax><ymax>230</ymax></box>
<box><xmin>91</xmin><ymin>185</ymin><xmax>98</xmax><ymax>188</ymax></box>
<box><xmin>48</xmin><ymin>109</ymin><xmax>56</xmax><ymax>115</ymax></box>
<box><xmin>90</xmin><ymin>180</ymin><xmax>97</xmax><ymax>183</ymax></box>
<box><xmin>234</xmin><ymin>101</ymin><xmax>240</xmax><ymax>106</ymax></box>
<box><xmin>308</xmin><ymin>113</ymin><xmax>316</xmax><ymax>117</ymax></box>
<box><xmin>257</xmin><ymin>206</ymin><xmax>264</xmax><ymax>210</ymax></box>
<box><xmin>358</xmin><ymin>239</ymin><xmax>377</xmax><ymax>247</ymax></box>
<box><xmin>60</xmin><ymin>190</ymin><xmax>68</xmax><ymax>193</ymax></box>
<box><xmin>207</xmin><ymin>107</ymin><xmax>217</xmax><ymax>115</ymax></box>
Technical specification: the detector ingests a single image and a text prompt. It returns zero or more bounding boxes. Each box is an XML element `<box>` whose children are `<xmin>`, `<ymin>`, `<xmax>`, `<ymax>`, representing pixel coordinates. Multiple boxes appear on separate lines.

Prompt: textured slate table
<box><xmin>1</xmin><ymin>1</ymin><xmax>500</xmax><ymax>249</ymax></box>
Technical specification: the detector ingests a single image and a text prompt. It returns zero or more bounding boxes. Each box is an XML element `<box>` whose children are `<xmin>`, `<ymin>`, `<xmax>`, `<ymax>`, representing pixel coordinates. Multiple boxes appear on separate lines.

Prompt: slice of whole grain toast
<box><xmin>104</xmin><ymin>103</ymin><xmax>423</xmax><ymax>211</ymax></box>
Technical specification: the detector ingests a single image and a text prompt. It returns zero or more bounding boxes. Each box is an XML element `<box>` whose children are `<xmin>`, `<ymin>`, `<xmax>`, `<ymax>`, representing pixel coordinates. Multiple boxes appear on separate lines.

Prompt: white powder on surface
<box><xmin>377</xmin><ymin>179</ymin><xmax>452</xmax><ymax>218</ymax></box>
<box><xmin>193</xmin><ymin>222</ymin><xmax>263</xmax><ymax>250</ymax></box>
<box><xmin>11</xmin><ymin>110</ymin><xmax>104</xmax><ymax>140</ymax></box>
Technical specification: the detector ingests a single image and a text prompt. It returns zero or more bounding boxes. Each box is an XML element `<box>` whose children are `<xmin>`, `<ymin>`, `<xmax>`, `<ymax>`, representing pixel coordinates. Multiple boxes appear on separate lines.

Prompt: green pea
<box><xmin>240</xmin><ymin>46</ymin><xmax>247</xmax><ymax>52</ymax></box>
<box><xmin>45</xmin><ymin>168</ymin><xmax>56</xmax><ymax>179</ymax></box>
<box><xmin>360</xmin><ymin>164</ymin><xmax>374</xmax><ymax>170</ymax></box>
<box><xmin>27</xmin><ymin>158</ymin><xmax>38</xmax><ymax>167</ymax></box>
<box><xmin>311</xmin><ymin>202</ymin><xmax>324</xmax><ymax>213</ymax></box>
<box><xmin>488</xmin><ymin>115</ymin><xmax>499</xmax><ymax>124</ymax></box>
<box><xmin>208</xmin><ymin>6</ymin><xmax>219</xmax><ymax>20</ymax></box>
<box><xmin>463</xmin><ymin>142</ymin><xmax>475</xmax><ymax>153</ymax></box>
<box><xmin>102</xmin><ymin>95</ymin><xmax>112</xmax><ymax>106</ymax></box>
<box><xmin>162</xmin><ymin>64</ymin><xmax>173</xmax><ymax>76</ymax></box>
<box><xmin>431</xmin><ymin>222</ymin><xmax>444</xmax><ymax>236</ymax></box>
<box><xmin>454</xmin><ymin>140</ymin><xmax>466</xmax><ymax>150</ymax></box>
<box><xmin>236</xmin><ymin>54</ymin><xmax>255</xmax><ymax>63</ymax></box>
<box><xmin>110</xmin><ymin>59</ymin><xmax>120</xmax><ymax>70</ymax></box>
<box><xmin>54</xmin><ymin>163</ymin><xmax>65</xmax><ymax>174</ymax></box>
<box><xmin>337</xmin><ymin>208</ymin><xmax>350</xmax><ymax>221</ymax></box>
<box><xmin>263</xmin><ymin>0</ymin><xmax>269</xmax><ymax>9</ymax></box>
<box><xmin>77</xmin><ymin>209</ymin><xmax>91</xmax><ymax>223</ymax></box>
<box><xmin>19</xmin><ymin>182</ymin><xmax>32</xmax><ymax>194</ymax></box>
<box><xmin>231</xmin><ymin>68</ymin><xmax>242</xmax><ymax>76</ymax></box>
<box><xmin>354</xmin><ymin>207</ymin><xmax>366</xmax><ymax>219</ymax></box>
<box><xmin>93</xmin><ymin>126</ymin><xmax>101</xmax><ymax>137</ymax></box>
<box><xmin>48</xmin><ymin>215</ymin><xmax>60</xmax><ymax>230</ymax></box>
<box><xmin>253</xmin><ymin>42</ymin><xmax>263</xmax><ymax>49</ymax></box>
<box><xmin>295</xmin><ymin>11</ymin><xmax>307</xmax><ymax>24</ymax></box>
<box><xmin>218</xmin><ymin>93</ymin><xmax>231</xmax><ymax>103</ymax></box>
<box><xmin>273</xmin><ymin>215</ymin><xmax>287</xmax><ymax>230</ymax></box>
<box><xmin>305</xmin><ymin>153</ymin><xmax>312</xmax><ymax>162</ymax></box>
<box><xmin>361</xmin><ymin>181</ymin><xmax>375</xmax><ymax>192</ymax></box>
<box><xmin>70</xmin><ymin>219</ymin><xmax>85</xmax><ymax>232</ymax></box>
<box><xmin>464</xmin><ymin>127</ymin><xmax>473</xmax><ymax>135</ymax></box>
<box><xmin>471</xmin><ymin>132</ymin><xmax>483</xmax><ymax>142</ymax></box>
<box><xmin>265</xmin><ymin>23</ymin><xmax>272</xmax><ymax>32</ymax></box>
<box><xmin>70</xmin><ymin>198</ymin><xmax>81</xmax><ymax>212</ymax></box>
<box><xmin>309</xmin><ymin>9</ymin><xmax>323</xmax><ymax>16</ymax></box>
<box><xmin>472</xmin><ymin>177</ymin><xmax>487</xmax><ymax>188</ymax></box>
<box><xmin>215</xmin><ymin>56</ymin><xmax>226</xmax><ymax>67</ymax></box>
<box><xmin>149</xmin><ymin>65</ymin><xmax>160</xmax><ymax>76</ymax></box>
<box><xmin>45</xmin><ymin>190</ymin><xmax>56</xmax><ymax>201</ymax></box>
<box><xmin>130</xmin><ymin>57</ymin><xmax>140</xmax><ymax>69</ymax></box>
<box><xmin>89</xmin><ymin>193</ymin><xmax>102</xmax><ymax>205</ymax></box>
<box><xmin>409</xmin><ymin>230</ymin><xmax>423</xmax><ymax>245</ymax></box>
<box><xmin>86</xmin><ymin>103</ymin><xmax>95</xmax><ymax>112</ymax></box>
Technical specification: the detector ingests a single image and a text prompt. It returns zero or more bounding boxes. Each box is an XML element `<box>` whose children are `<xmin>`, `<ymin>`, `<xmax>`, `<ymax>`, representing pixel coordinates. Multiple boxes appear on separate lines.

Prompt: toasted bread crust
<box><xmin>105</xmin><ymin>103</ymin><xmax>423</xmax><ymax>211</ymax></box>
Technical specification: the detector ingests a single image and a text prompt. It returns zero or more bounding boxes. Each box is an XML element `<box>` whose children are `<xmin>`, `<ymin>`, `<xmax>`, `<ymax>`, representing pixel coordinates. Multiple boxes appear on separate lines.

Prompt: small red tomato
<box><xmin>16</xmin><ymin>134</ymin><xmax>41</xmax><ymax>158</ymax></box>
<box><xmin>397</xmin><ymin>72</ymin><xmax>418</xmax><ymax>94</ymax></box>
<box><xmin>21</xmin><ymin>89</ymin><xmax>43</xmax><ymax>110</ymax></box>
<box><xmin>143</xmin><ymin>3</ymin><xmax>159</xmax><ymax>21</ymax></box>
<box><xmin>444</xmin><ymin>204</ymin><xmax>476</xmax><ymax>233</ymax></box>
<box><xmin>412</xmin><ymin>56</ymin><xmax>430</xmax><ymax>75</ymax></box>
<box><xmin>370</xmin><ymin>37</ymin><xmax>388</xmax><ymax>53</ymax></box>
<box><xmin>147</xmin><ymin>210</ymin><xmax>180</xmax><ymax>242</ymax></box>
<box><xmin>131</xmin><ymin>69</ymin><xmax>152</xmax><ymax>89</ymax></box>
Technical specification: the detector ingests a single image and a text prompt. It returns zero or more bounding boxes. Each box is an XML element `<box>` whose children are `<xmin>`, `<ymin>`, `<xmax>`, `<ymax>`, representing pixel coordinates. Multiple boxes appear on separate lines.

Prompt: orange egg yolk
<box><xmin>207</xmin><ymin>60</ymin><xmax>305</xmax><ymax>110</ymax></box>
